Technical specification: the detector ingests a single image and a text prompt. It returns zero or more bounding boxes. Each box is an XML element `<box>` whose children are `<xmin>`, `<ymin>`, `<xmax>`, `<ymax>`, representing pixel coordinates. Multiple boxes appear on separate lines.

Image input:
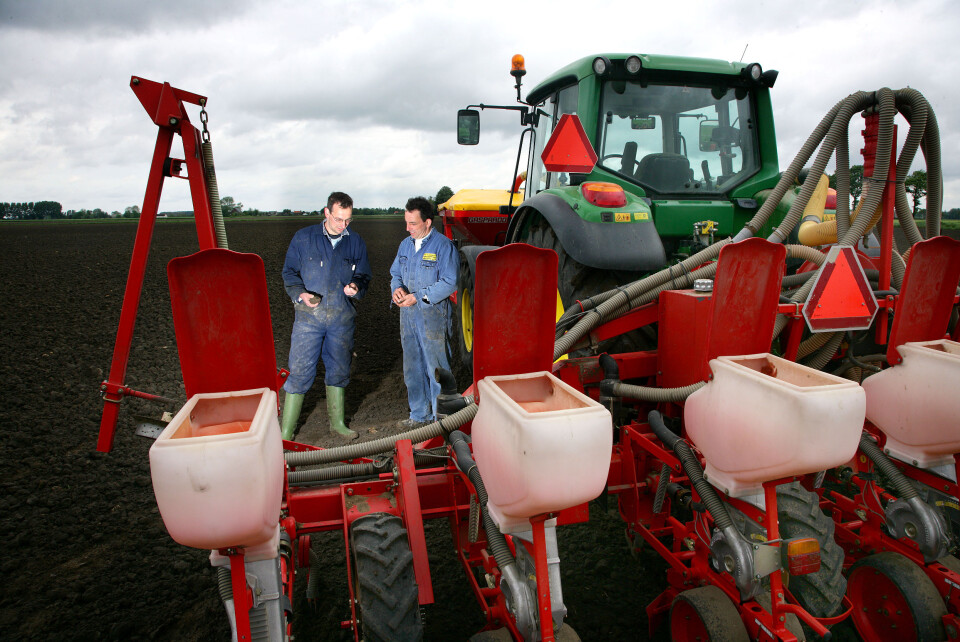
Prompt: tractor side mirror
<box><xmin>457</xmin><ymin>109</ymin><xmax>480</xmax><ymax>145</ymax></box>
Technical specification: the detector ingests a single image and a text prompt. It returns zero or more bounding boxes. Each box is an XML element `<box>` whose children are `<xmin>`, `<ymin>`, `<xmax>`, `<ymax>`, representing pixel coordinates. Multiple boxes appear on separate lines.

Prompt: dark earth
<box><xmin>3</xmin><ymin>217</ymin><xmax>951</xmax><ymax>641</ymax></box>
<box><xmin>0</xmin><ymin>218</ymin><xmax>663</xmax><ymax>641</ymax></box>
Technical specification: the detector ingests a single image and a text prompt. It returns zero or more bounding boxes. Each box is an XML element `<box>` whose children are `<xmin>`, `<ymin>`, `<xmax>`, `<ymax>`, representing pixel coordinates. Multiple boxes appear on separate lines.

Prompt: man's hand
<box><xmin>344</xmin><ymin>282</ymin><xmax>359</xmax><ymax>297</ymax></box>
<box><xmin>392</xmin><ymin>287</ymin><xmax>416</xmax><ymax>307</ymax></box>
<box><xmin>300</xmin><ymin>292</ymin><xmax>320</xmax><ymax>308</ymax></box>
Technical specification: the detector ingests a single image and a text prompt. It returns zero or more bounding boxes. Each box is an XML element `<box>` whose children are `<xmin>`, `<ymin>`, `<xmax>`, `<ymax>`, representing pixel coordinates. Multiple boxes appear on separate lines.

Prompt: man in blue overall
<box><xmin>389</xmin><ymin>197</ymin><xmax>458</xmax><ymax>428</ymax></box>
<box><xmin>281</xmin><ymin>192</ymin><xmax>371</xmax><ymax>441</ymax></box>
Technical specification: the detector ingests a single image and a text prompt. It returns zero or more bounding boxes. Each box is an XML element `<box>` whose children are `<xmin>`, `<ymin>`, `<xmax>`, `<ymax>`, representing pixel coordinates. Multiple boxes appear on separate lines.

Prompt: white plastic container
<box><xmin>149</xmin><ymin>388</ymin><xmax>284</xmax><ymax>551</ymax></box>
<box><xmin>862</xmin><ymin>339</ymin><xmax>960</xmax><ymax>468</ymax></box>
<box><xmin>685</xmin><ymin>353</ymin><xmax>865</xmax><ymax>497</ymax></box>
<box><xmin>472</xmin><ymin>371</ymin><xmax>612</xmax><ymax>533</ymax></box>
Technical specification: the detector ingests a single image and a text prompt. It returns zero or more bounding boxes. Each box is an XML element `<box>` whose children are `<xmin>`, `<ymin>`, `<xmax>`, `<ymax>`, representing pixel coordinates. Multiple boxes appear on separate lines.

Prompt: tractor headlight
<box><xmin>741</xmin><ymin>62</ymin><xmax>763</xmax><ymax>82</ymax></box>
<box><xmin>592</xmin><ymin>56</ymin><xmax>611</xmax><ymax>76</ymax></box>
<box><xmin>625</xmin><ymin>55</ymin><xmax>642</xmax><ymax>74</ymax></box>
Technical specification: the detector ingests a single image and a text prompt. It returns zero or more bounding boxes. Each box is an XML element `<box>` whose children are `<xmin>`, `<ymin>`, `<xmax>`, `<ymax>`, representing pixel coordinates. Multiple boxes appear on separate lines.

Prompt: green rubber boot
<box><xmin>280</xmin><ymin>392</ymin><xmax>304</xmax><ymax>441</ymax></box>
<box><xmin>326</xmin><ymin>385</ymin><xmax>357</xmax><ymax>440</ymax></box>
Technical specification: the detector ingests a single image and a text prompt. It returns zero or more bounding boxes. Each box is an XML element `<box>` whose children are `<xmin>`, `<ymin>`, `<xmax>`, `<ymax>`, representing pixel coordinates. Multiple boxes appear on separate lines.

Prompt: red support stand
<box><xmin>97</xmin><ymin>77</ymin><xmax>218</xmax><ymax>451</ymax></box>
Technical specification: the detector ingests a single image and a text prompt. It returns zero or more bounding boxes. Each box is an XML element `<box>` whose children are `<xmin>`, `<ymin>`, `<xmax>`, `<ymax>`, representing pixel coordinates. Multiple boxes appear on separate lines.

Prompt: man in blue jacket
<box><xmin>390</xmin><ymin>197</ymin><xmax>458</xmax><ymax>428</ymax></box>
<box><xmin>281</xmin><ymin>192</ymin><xmax>371</xmax><ymax>441</ymax></box>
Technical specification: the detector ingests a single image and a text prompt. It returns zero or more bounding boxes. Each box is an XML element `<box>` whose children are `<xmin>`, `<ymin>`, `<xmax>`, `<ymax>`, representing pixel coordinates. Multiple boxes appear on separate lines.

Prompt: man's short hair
<box><xmin>405</xmin><ymin>196</ymin><xmax>434</xmax><ymax>223</ymax></box>
<box><xmin>327</xmin><ymin>192</ymin><xmax>353</xmax><ymax>211</ymax></box>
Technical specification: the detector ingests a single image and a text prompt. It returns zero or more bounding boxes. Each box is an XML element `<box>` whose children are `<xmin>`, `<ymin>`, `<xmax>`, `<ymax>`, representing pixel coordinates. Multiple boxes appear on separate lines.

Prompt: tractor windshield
<box><xmin>597</xmin><ymin>80</ymin><xmax>759</xmax><ymax>196</ymax></box>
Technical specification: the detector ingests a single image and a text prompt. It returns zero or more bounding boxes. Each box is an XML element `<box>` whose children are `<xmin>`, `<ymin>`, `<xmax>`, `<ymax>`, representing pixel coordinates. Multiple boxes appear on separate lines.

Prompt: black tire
<box><xmin>847</xmin><ymin>552</ymin><xmax>948</xmax><ymax>641</ymax></box>
<box><xmin>670</xmin><ymin>585</ymin><xmax>749</xmax><ymax>641</ymax></box>
<box><xmin>776</xmin><ymin>481</ymin><xmax>847</xmax><ymax>618</ymax></box>
<box><xmin>520</xmin><ymin>216</ymin><xmax>653</xmax><ymax>356</ymax></box>
<box><xmin>450</xmin><ymin>251</ymin><xmax>474</xmax><ymax>389</ymax></box>
<box><xmin>350</xmin><ymin>513</ymin><xmax>423</xmax><ymax>642</ymax></box>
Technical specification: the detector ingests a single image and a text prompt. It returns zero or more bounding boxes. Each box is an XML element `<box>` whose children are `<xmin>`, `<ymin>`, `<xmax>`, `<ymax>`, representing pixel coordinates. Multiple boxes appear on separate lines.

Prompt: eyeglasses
<box><xmin>331</xmin><ymin>215</ymin><xmax>352</xmax><ymax>225</ymax></box>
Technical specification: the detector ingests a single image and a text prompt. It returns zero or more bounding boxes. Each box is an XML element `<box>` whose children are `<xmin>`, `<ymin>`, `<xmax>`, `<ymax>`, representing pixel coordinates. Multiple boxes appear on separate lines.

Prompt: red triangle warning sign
<box><xmin>802</xmin><ymin>246</ymin><xmax>878</xmax><ymax>332</ymax></box>
<box><xmin>541</xmin><ymin>114</ymin><xmax>598</xmax><ymax>173</ymax></box>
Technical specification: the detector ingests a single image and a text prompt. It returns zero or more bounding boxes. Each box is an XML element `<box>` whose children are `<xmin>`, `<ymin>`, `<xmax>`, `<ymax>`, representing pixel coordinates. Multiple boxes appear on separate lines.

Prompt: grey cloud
<box><xmin>0</xmin><ymin>0</ymin><xmax>258</xmax><ymax>33</ymax></box>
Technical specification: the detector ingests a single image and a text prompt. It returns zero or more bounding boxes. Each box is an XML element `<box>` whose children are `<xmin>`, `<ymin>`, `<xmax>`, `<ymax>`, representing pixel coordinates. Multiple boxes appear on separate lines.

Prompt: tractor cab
<box><xmin>520</xmin><ymin>55</ymin><xmax>781</xmax><ymax>237</ymax></box>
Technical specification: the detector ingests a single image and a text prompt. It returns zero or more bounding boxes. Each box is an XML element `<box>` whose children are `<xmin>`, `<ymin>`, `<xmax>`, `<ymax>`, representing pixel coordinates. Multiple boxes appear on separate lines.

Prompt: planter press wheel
<box><xmin>847</xmin><ymin>552</ymin><xmax>947</xmax><ymax>642</ymax></box>
<box><xmin>520</xmin><ymin>216</ymin><xmax>652</xmax><ymax>357</ymax></box>
<box><xmin>350</xmin><ymin>513</ymin><xmax>423</xmax><ymax>642</ymax></box>
<box><xmin>669</xmin><ymin>585</ymin><xmax>749</xmax><ymax>641</ymax></box>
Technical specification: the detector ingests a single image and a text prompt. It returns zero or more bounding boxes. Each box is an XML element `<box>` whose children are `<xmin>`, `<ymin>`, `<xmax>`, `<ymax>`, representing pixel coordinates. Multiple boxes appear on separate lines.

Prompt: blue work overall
<box><xmin>389</xmin><ymin>231</ymin><xmax>458</xmax><ymax>422</ymax></box>
<box><xmin>282</xmin><ymin>225</ymin><xmax>371</xmax><ymax>393</ymax></box>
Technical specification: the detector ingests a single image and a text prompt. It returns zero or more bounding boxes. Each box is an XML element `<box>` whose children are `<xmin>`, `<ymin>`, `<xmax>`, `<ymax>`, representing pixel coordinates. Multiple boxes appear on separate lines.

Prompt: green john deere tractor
<box><xmin>450</xmin><ymin>53</ymin><xmax>786</xmax><ymax>371</ymax></box>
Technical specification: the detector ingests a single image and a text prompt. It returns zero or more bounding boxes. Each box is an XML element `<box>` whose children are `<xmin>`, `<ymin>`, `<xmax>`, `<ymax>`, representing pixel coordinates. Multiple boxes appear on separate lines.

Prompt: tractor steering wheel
<box><xmin>599</xmin><ymin>154</ymin><xmax>641</xmax><ymax>174</ymax></box>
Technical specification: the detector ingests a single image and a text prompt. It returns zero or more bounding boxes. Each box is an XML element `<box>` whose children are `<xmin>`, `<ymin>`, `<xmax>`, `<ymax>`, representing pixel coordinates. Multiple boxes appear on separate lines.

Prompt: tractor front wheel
<box><xmin>847</xmin><ymin>552</ymin><xmax>948</xmax><ymax>641</ymax></box>
<box><xmin>350</xmin><ymin>513</ymin><xmax>423</xmax><ymax>642</ymax></box>
<box><xmin>669</xmin><ymin>585</ymin><xmax>749</xmax><ymax>641</ymax></box>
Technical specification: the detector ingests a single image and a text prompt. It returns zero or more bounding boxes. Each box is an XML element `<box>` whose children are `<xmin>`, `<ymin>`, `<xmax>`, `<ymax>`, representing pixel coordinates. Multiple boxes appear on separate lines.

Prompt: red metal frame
<box><xmin>97</xmin><ymin>76</ymin><xmax>219</xmax><ymax>452</ymax></box>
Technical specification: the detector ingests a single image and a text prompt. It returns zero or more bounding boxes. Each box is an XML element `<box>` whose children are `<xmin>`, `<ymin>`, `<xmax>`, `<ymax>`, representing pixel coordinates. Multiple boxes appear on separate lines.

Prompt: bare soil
<box><xmin>0</xmin><ymin>218</ymin><xmax>659</xmax><ymax>641</ymax></box>
<box><xmin>4</xmin><ymin>217</ymin><xmax>948</xmax><ymax>640</ymax></box>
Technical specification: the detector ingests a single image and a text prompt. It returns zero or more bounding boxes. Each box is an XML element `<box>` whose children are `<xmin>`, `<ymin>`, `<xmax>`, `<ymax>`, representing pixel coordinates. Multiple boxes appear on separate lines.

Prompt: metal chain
<box><xmin>199</xmin><ymin>97</ymin><xmax>210</xmax><ymax>143</ymax></box>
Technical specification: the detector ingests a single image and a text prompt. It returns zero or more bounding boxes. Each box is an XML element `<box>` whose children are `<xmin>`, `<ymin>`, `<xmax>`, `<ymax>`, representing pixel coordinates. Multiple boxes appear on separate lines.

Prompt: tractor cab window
<box><xmin>597</xmin><ymin>81</ymin><xmax>759</xmax><ymax>196</ymax></box>
<box><xmin>527</xmin><ymin>84</ymin><xmax>579</xmax><ymax>196</ymax></box>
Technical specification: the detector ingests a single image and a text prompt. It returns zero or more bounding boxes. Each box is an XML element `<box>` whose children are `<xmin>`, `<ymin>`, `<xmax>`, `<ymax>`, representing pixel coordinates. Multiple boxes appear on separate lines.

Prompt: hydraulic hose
<box><xmin>201</xmin><ymin>140</ymin><xmax>229</xmax><ymax>250</ymax></box>
<box><xmin>858</xmin><ymin>432</ymin><xmax>919</xmax><ymax>500</ymax></box>
<box><xmin>647</xmin><ymin>410</ymin><xmax>734</xmax><ymax>531</ymax></box>
<box><xmin>287</xmin><ymin>450</ymin><xmax>448</xmax><ymax>485</ymax></box>
<box><xmin>598</xmin><ymin>352</ymin><xmax>705</xmax><ymax>405</ymax></box>
<box><xmin>611</xmin><ymin>380</ymin><xmax>705</xmax><ymax>403</ymax></box>
<box><xmin>447</xmin><ymin>430</ymin><xmax>516</xmax><ymax>572</ymax></box>
<box><xmin>284</xmin><ymin>402</ymin><xmax>477</xmax><ymax>467</ymax></box>
<box><xmin>800</xmin><ymin>331</ymin><xmax>844</xmax><ymax>372</ymax></box>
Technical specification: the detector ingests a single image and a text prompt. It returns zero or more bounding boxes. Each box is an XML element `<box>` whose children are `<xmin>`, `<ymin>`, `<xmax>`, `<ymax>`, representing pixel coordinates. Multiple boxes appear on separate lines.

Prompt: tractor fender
<box><xmin>506</xmin><ymin>192</ymin><xmax>666</xmax><ymax>271</ymax></box>
<box><xmin>458</xmin><ymin>244</ymin><xmax>498</xmax><ymax>282</ymax></box>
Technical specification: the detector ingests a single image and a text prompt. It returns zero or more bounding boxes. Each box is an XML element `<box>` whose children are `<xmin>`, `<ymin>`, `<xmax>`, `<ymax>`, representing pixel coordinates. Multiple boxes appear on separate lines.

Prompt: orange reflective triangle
<box><xmin>803</xmin><ymin>246</ymin><xmax>878</xmax><ymax>332</ymax></box>
<box><xmin>541</xmin><ymin>114</ymin><xmax>598</xmax><ymax>173</ymax></box>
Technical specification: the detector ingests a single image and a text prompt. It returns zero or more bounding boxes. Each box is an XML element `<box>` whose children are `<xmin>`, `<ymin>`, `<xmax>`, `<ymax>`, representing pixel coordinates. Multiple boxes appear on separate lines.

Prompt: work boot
<box><xmin>280</xmin><ymin>392</ymin><xmax>305</xmax><ymax>441</ymax></box>
<box><xmin>326</xmin><ymin>386</ymin><xmax>358</xmax><ymax>440</ymax></box>
<box><xmin>396</xmin><ymin>418</ymin><xmax>430</xmax><ymax>429</ymax></box>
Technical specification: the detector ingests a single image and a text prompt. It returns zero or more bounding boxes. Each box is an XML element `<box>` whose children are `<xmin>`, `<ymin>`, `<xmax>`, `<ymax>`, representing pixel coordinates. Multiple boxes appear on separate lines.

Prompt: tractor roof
<box><xmin>526</xmin><ymin>53</ymin><xmax>750</xmax><ymax>106</ymax></box>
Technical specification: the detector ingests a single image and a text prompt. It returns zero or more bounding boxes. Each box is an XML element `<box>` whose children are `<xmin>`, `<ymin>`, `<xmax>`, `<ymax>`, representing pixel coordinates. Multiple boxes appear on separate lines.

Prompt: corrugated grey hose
<box><xmin>285</xmin><ymin>401</ymin><xmax>478</xmax><ymax>467</ymax></box>
<box><xmin>610</xmin><ymin>380</ymin><xmax>705</xmax><ymax>403</ymax></box>
<box><xmin>201</xmin><ymin>140</ymin><xmax>229</xmax><ymax>250</ymax></box>
<box><xmin>288</xmin><ymin>450</ymin><xmax>448</xmax><ymax>485</ymax></box>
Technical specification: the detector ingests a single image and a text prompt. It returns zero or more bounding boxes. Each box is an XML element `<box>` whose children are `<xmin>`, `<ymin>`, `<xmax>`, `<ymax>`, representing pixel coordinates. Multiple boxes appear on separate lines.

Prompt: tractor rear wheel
<box><xmin>776</xmin><ymin>481</ymin><xmax>847</xmax><ymax>618</ymax></box>
<box><xmin>520</xmin><ymin>217</ymin><xmax>651</xmax><ymax>356</ymax></box>
<box><xmin>350</xmin><ymin>513</ymin><xmax>422</xmax><ymax>642</ymax></box>
<box><xmin>669</xmin><ymin>585</ymin><xmax>749</xmax><ymax>641</ymax></box>
<box><xmin>847</xmin><ymin>552</ymin><xmax>948</xmax><ymax>641</ymax></box>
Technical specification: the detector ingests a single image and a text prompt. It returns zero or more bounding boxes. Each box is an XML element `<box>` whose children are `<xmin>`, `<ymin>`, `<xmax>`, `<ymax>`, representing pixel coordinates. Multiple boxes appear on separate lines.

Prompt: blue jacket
<box><xmin>389</xmin><ymin>230</ymin><xmax>457</xmax><ymax>308</ymax></box>
<box><xmin>282</xmin><ymin>225</ymin><xmax>371</xmax><ymax>309</ymax></box>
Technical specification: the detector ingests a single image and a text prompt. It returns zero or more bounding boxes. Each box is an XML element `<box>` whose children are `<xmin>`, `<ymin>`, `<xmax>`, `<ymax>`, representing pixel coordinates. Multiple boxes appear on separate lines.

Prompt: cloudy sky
<box><xmin>1</xmin><ymin>0</ymin><xmax>956</xmax><ymax>213</ymax></box>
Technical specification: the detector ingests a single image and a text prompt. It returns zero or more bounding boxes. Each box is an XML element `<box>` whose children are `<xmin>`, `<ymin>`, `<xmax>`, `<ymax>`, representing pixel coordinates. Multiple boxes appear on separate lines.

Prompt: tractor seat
<box><xmin>636</xmin><ymin>153</ymin><xmax>693</xmax><ymax>192</ymax></box>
